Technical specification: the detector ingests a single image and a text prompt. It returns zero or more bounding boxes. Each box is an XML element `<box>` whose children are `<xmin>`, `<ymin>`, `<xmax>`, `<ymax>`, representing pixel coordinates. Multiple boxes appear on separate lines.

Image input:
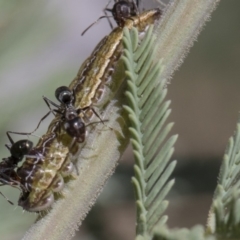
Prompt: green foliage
<box><xmin>153</xmin><ymin>225</ymin><xmax>215</xmax><ymax>240</ymax></box>
<box><xmin>122</xmin><ymin>26</ymin><xmax>177</xmax><ymax>239</ymax></box>
<box><xmin>207</xmin><ymin>120</ymin><xmax>240</xmax><ymax>238</ymax></box>
<box><xmin>122</xmin><ymin>25</ymin><xmax>240</xmax><ymax>240</ymax></box>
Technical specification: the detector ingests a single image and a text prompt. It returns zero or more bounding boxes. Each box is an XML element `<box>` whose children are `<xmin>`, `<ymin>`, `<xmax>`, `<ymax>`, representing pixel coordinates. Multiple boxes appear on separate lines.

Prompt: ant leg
<box><xmin>6</xmin><ymin>132</ymin><xmax>14</xmax><ymax>145</ymax></box>
<box><xmin>154</xmin><ymin>0</ymin><xmax>167</xmax><ymax>8</ymax></box>
<box><xmin>86</xmin><ymin>119</ymin><xmax>114</xmax><ymax>131</ymax></box>
<box><xmin>73</xmin><ymin>161</ymin><xmax>79</xmax><ymax>176</ymax></box>
<box><xmin>0</xmin><ymin>192</ymin><xmax>14</xmax><ymax>205</ymax></box>
<box><xmin>91</xmin><ymin>108</ymin><xmax>105</xmax><ymax>124</ymax></box>
<box><xmin>5</xmin><ymin>144</ymin><xmax>11</xmax><ymax>151</ymax></box>
<box><xmin>104</xmin><ymin>9</ymin><xmax>114</xmax><ymax>29</ymax></box>
<box><xmin>57</xmin><ymin>120</ymin><xmax>62</xmax><ymax>136</ymax></box>
<box><xmin>10</xmin><ymin>181</ymin><xmax>26</xmax><ymax>192</ymax></box>
<box><xmin>135</xmin><ymin>0</ymin><xmax>139</xmax><ymax>8</ymax></box>
<box><xmin>43</xmin><ymin>96</ymin><xmax>60</xmax><ymax>114</ymax></box>
<box><xmin>102</xmin><ymin>0</ymin><xmax>114</xmax><ymax>29</ymax></box>
<box><xmin>72</xmin><ymin>154</ymin><xmax>80</xmax><ymax>176</ymax></box>
<box><xmin>104</xmin><ymin>0</ymin><xmax>114</xmax><ymax>29</ymax></box>
<box><xmin>6</xmin><ymin>110</ymin><xmax>52</xmax><ymax>137</ymax></box>
<box><xmin>76</xmin><ymin>107</ymin><xmax>91</xmax><ymax>123</ymax></box>
<box><xmin>67</xmin><ymin>139</ymin><xmax>80</xmax><ymax>176</ymax></box>
<box><xmin>86</xmin><ymin>119</ymin><xmax>109</xmax><ymax>128</ymax></box>
<box><xmin>0</xmin><ymin>172</ymin><xmax>18</xmax><ymax>183</ymax></box>
<box><xmin>6</xmin><ymin>96</ymin><xmax>59</xmax><ymax>139</ymax></box>
<box><xmin>0</xmin><ymin>176</ymin><xmax>24</xmax><ymax>192</ymax></box>
<box><xmin>0</xmin><ymin>178</ymin><xmax>10</xmax><ymax>185</ymax></box>
<box><xmin>133</xmin><ymin>0</ymin><xmax>140</xmax><ymax>15</ymax></box>
<box><xmin>80</xmin><ymin>106</ymin><xmax>105</xmax><ymax>125</ymax></box>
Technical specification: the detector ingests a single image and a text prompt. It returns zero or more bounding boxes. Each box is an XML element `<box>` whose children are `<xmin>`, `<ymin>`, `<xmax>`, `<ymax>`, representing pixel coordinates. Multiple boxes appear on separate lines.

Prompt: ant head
<box><xmin>55</xmin><ymin>86</ymin><xmax>74</xmax><ymax>105</ymax></box>
<box><xmin>10</xmin><ymin>140</ymin><xmax>33</xmax><ymax>159</ymax></box>
<box><xmin>112</xmin><ymin>0</ymin><xmax>138</xmax><ymax>26</ymax></box>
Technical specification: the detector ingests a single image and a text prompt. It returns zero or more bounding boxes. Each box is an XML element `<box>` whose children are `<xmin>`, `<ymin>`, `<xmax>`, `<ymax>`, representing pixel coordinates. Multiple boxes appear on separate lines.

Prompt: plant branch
<box><xmin>154</xmin><ymin>0</ymin><xmax>220</xmax><ymax>81</ymax></box>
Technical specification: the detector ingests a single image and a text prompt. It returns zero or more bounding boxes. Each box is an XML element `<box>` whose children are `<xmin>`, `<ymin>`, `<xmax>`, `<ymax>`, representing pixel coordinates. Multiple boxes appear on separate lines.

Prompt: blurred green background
<box><xmin>0</xmin><ymin>0</ymin><xmax>240</xmax><ymax>239</ymax></box>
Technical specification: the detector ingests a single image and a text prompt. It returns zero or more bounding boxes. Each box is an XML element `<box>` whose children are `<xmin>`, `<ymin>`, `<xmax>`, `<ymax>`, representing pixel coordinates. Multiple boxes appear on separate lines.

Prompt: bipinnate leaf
<box><xmin>207</xmin><ymin>120</ymin><xmax>240</xmax><ymax>238</ymax></box>
<box><xmin>122</xmin><ymin>26</ymin><xmax>177</xmax><ymax>239</ymax></box>
<box><xmin>153</xmin><ymin>225</ymin><xmax>216</xmax><ymax>240</ymax></box>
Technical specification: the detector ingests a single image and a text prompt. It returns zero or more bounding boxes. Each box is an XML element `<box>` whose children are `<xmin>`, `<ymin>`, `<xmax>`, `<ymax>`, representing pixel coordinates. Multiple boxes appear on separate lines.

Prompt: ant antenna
<box><xmin>81</xmin><ymin>0</ymin><xmax>113</xmax><ymax>36</ymax></box>
<box><xmin>81</xmin><ymin>16</ymin><xmax>113</xmax><ymax>36</ymax></box>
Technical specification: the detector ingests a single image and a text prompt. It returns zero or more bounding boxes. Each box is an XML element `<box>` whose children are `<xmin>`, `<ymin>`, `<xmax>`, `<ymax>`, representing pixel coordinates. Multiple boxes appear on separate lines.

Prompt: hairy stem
<box><xmin>154</xmin><ymin>0</ymin><xmax>220</xmax><ymax>80</ymax></box>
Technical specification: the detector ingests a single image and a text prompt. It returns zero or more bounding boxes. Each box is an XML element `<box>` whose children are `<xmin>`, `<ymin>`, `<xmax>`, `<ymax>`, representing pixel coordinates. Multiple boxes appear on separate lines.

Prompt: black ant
<box><xmin>107</xmin><ymin>0</ymin><xmax>139</xmax><ymax>27</ymax></box>
<box><xmin>81</xmin><ymin>0</ymin><xmax>139</xmax><ymax>35</ymax></box>
<box><xmin>7</xmin><ymin>87</ymin><xmax>86</xmax><ymax>144</ymax></box>
<box><xmin>43</xmin><ymin>86</ymin><xmax>87</xmax><ymax>143</ymax></box>
<box><xmin>44</xmin><ymin>86</ymin><xmax>107</xmax><ymax>144</ymax></box>
<box><xmin>8</xmin><ymin>86</ymin><xmax>105</xmax><ymax>146</ymax></box>
<box><xmin>0</xmin><ymin>132</ymin><xmax>33</xmax><ymax>205</ymax></box>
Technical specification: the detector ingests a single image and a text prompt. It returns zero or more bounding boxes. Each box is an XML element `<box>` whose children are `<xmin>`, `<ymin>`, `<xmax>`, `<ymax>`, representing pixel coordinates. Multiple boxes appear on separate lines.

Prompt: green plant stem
<box><xmin>154</xmin><ymin>0</ymin><xmax>220</xmax><ymax>80</ymax></box>
<box><xmin>23</xmin><ymin>103</ymin><xmax>129</xmax><ymax>240</ymax></box>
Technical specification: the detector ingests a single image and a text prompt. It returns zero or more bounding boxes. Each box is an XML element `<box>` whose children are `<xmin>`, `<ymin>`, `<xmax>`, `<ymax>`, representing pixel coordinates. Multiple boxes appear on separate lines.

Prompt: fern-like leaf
<box><xmin>207</xmin><ymin>118</ymin><xmax>240</xmax><ymax>238</ymax></box>
<box><xmin>153</xmin><ymin>225</ymin><xmax>216</xmax><ymax>240</ymax></box>
<box><xmin>122</xmin><ymin>26</ymin><xmax>177</xmax><ymax>239</ymax></box>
